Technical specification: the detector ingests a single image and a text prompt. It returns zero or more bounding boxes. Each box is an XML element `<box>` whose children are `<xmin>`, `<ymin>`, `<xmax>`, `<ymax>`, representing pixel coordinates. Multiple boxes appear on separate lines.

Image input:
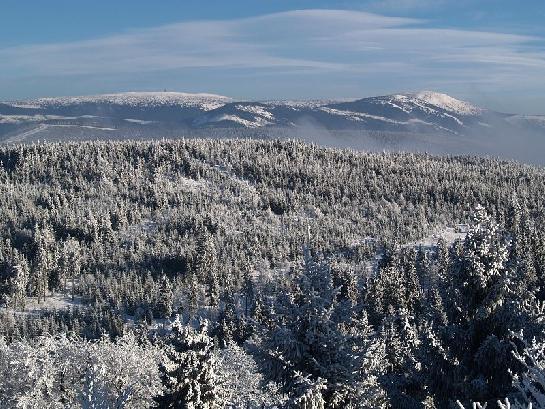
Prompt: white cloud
<box><xmin>366</xmin><ymin>0</ymin><xmax>449</xmax><ymax>12</ymax></box>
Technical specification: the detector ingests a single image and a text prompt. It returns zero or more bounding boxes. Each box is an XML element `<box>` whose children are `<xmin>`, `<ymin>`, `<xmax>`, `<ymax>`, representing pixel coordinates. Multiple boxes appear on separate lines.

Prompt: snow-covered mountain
<box><xmin>1</xmin><ymin>91</ymin><xmax>543</xmax><ymax>156</ymax></box>
<box><xmin>188</xmin><ymin>91</ymin><xmax>491</xmax><ymax>133</ymax></box>
<box><xmin>187</xmin><ymin>91</ymin><xmax>529</xmax><ymax>141</ymax></box>
<box><xmin>0</xmin><ymin>90</ymin><xmax>482</xmax><ymax>130</ymax></box>
<box><xmin>0</xmin><ymin>92</ymin><xmax>231</xmax><ymax>131</ymax></box>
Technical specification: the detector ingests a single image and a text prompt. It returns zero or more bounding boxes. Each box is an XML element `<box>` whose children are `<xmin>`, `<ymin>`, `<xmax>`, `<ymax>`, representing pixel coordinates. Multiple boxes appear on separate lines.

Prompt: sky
<box><xmin>1</xmin><ymin>0</ymin><xmax>544</xmax><ymax>113</ymax></box>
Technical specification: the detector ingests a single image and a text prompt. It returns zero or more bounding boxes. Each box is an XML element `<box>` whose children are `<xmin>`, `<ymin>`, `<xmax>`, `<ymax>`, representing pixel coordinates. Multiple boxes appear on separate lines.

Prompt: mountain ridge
<box><xmin>1</xmin><ymin>91</ymin><xmax>544</xmax><ymax>165</ymax></box>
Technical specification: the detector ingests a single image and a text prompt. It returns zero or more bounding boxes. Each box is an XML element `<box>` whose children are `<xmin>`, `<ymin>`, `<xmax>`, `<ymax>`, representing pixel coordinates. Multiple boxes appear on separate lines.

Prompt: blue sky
<box><xmin>1</xmin><ymin>0</ymin><xmax>544</xmax><ymax>113</ymax></box>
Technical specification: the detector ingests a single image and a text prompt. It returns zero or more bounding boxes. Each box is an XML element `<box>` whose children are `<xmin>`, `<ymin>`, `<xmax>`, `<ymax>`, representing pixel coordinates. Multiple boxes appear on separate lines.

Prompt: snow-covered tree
<box><xmin>58</xmin><ymin>237</ymin><xmax>81</xmax><ymax>298</ymax></box>
<box><xmin>261</xmin><ymin>246</ymin><xmax>387</xmax><ymax>408</ymax></box>
<box><xmin>155</xmin><ymin>317</ymin><xmax>222</xmax><ymax>408</ymax></box>
<box><xmin>0</xmin><ymin>332</ymin><xmax>162</xmax><ymax>409</ymax></box>
<box><xmin>367</xmin><ymin>248</ymin><xmax>423</xmax><ymax>324</ymax></box>
<box><xmin>216</xmin><ymin>341</ymin><xmax>285</xmax><ymax>408</ymax></box>
<box><xmin>289</xmin><ymin>372</ymin><xmax>327</xmax><ymax>409</ymax></box>
<box><xmin>448</xmin><ymin>205</ymin><xmax>510</xmax><ymax>324</ymax></box>
<box><xmin>156</xmin><ymin>274</ymin><xmax>174</xmax><ymax>319</ymax></box>
<box><xmin>241</xmin><ymin>257</ymin><xmax>255</xmax><ymax>317</ymax></box>
<box><xmin>509</xmin><ymin>331</ymin><xmax>545</xmax><ymax>409</ymax></box>
<box><xmin>32</xmin><ymin>223</ymin><xmax>57</xmax><ymax>303</ymax></box>
<box><xmin>217</xmin><ymin>290</ymin><xmax>239</xmax><ymax>347</ymax></box>
<box><xmin>10</xmin><ymin>250</ymin><xmax>30</xmax><ymax>310</ymax></box>
<box><xmin>441</xmin><ymin>205</ymin><xmax>527</xmax><ymax>402</ymax></box>
<box><xmin>81</xmin><ymin>364</ymin><xmax>132</xmax><ymax>409</ymax></box>
<box><xmin>194</xmin><ymin>231</ymin><xmax>220</xmax><ymax>307</ymax></box>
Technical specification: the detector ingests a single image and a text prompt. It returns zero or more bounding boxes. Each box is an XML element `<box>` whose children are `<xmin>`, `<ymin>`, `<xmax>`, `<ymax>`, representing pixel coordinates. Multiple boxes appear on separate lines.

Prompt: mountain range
<box><xmin>1</xmin><ymin>91</ymin><xmax>544</xmax><ymax>164</ymax></box>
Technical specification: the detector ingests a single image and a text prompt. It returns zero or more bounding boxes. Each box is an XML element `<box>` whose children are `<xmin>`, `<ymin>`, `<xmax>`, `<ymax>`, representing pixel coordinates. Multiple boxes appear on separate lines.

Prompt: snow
<box><xmin>0</xmin><ymin>114</ymin><xmax>52</xmax><ymax>124</ymax></box>
<box><xmin>441</xmin><ymin>112</ymin><xmax>464</xmax><ymax>126</ymax></box>
<box><xmin>3</xmin><ymin>123</ymin><xmax>116</xmax><ymax>143</ymax></box>
<box><xmin>235</xmin><ymin>104</ymin><xmax>275</xmax><ymax>120</ymax></box>
<box><xmin>194</xmin><ymin>104</ymin><xmax>276</xmax><ymax>128</ymax></box>
<box><xmin>194</xmin><ymin>103</ymin><xmax>280</xmax><ymax>128</ymax></box>
<box><xmin>21</xmin><ymin>91</ymin><xmax>232</xmax><ymax>111</ymax></box>
<box><xmin>8</xmin><ymin>292</ymin><xmax>85</xmax><ymax>316</ymax></box>
<box><xmin>385</xmin><ymin>97</ymin><xmax>413</xmax><ymax>114</ymax></box>
<box><xmin>408</xmin><ymin>118</ymin><xmax>458</xmax><ymax>134</ymax></box>
<box><xmin>263</xmin><ymin>99</ymin><xmax>355</xmax><ymax>109</ymax></box>
<box><xmin>179</xmin><ymin>176</ymin><xmax>207</xmax><ymax>191</ymax></box>
<box><xmin>372</xmin><ymin>92</ymin><xmax>481</xmax><ymax>120</ymax></box>
<box><xmin>4</xmin><ymin>103</ymin><xmax>41</xmax><ymax>109</ymax></box>
<box><xmin>0</xmin><ymin>114</ymin><xmax>78</xmax><ymax>124</ymax></box>
<box><xmin>321</xmin><ymin>107</ymin><xmax>403</xmax><ymax>124</ymax></box>
<box><xmin>320</xmin><ymin>107</ymin><xmax>456</xmax><ymax>133</ymax></box>
<box><xmin>211</xmin><ymin>163</ymin><xmax>258</xmax><ymax>194</ymax></box>
<box><xmin>196</xmin><ymin>113</ymin><xmax>273</xmax><ymax>128</ymax></box>
<box><xmin>123</xmin><ymin>118</ymin><xmax>155</xmax><ymax>125</ymax></box>
<box><xmin>406</xmin><ymin>226</ymin><xmax>467</xmax><ymax>250</ymax></box>
<box><xmin>413</xmin><ymin>91</ymin><xmax>483</xmax><ymax>116</ymax></box>
<box><xmin>49</xmin><ymin>124</ymin><xmax>116</xmax><ymax>131</ymax></box>
<box><xmin>3</xmin><ymin>124</ymin><xmax>49</xmax><ymax>143</ymax></box>
<box><xmin>527</xmin><ymin>115</ymin><xmax>545</xmax><ymax>124</ymax></box>
<box><xmin>0</xmin><ymin>90</ymin><xmax>490</xmax><ymax>134</ymax></box>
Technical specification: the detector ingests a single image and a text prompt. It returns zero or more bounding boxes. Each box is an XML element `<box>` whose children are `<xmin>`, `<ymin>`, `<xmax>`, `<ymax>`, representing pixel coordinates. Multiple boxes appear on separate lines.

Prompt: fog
<box><xmin>288</xmin><ymin>125</ymin><xmax>545</xmax><ymax>167</ymax></box>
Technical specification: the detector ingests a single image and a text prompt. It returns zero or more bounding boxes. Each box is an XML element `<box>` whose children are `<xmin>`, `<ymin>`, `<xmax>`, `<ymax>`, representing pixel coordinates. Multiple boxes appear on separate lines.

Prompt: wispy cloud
<box><xmin>0</xmin><ymin>10</ymin><xmax>417</xmax><ymax>76</ymax></box>
<box><xmin>0</xmin><ymin>8</ymin><xmax>544</xmax><ymax>104</ymax></box>
<box><xmin>365</xmin><ymin>0</ymin><xmax>450</xmax><ymax>12</ymax></box>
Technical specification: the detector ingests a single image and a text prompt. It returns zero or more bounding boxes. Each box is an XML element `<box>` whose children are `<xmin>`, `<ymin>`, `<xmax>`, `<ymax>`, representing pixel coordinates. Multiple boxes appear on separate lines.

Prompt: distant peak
<box><xmin>410</xmin><ymin>91</ymin><xmax>483</xmax><ymax>115</ymax></box>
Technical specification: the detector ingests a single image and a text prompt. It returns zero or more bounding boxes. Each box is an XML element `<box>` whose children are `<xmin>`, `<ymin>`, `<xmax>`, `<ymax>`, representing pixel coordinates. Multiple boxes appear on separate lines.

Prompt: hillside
<box><xmin>0</xmin><ymin>139</ymin><xmax>544</xmax><ymax>406</ymax></box>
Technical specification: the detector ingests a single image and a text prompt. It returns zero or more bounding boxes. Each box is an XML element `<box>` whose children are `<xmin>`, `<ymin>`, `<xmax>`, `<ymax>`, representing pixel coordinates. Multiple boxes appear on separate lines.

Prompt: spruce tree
<box><xmin>32</xmin><ymin>224</ymin><xmax>57</xmax><ymax>303</ymax></box>
<box><xmin>10</xmin><ymin>250</ymin><xmax>30</xmax><ymax>311</ymax></box>
<box><xmin>156</xmin><ymin>274</ymin><xmax>174</xmax><ymax>319</ymax></box>
<box><xmin>444</xmin><ymin>205</ymin><xmax>524</xmax><ymax>402</ymax></box>
<box><xmin>194</xmin><ymin>230</ymin><xmax>219</xmax><ymax>307</ymax></box>
<box><xmin>261</xmin><ymin>246</ymin><xmax>387</xmax><ymax>407</ymax></box>
<box><xmin>155</xmin><ymin>318</ymin><xmax>222</xmax><ymax>409</ymax></box>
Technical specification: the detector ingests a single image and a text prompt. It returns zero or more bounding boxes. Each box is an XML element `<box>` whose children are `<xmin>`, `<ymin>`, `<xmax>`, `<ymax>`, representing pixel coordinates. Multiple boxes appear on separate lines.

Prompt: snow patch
<box><xmin>48</xmin><ymin>124</ymin><xmax>116</xmax><ymax>131</ymax></box>
<box><xmin>413</xmin><ymin>91</ymin><xmax>483</xmax><ymax>115</ymax></box>
<box><xmin>5</xmin><ymin>103</ymin><xmax>41</xmax><ymax>109</ymax></box>
<box><xmin>235</xmin><ymin>105</ymin><xmax>275</xmax><ymax>120</ymax></box>
<box><xmin>124</xmin><ymin>118</ymin><xmax>155</xmax><ymax>125</ymax></box>
<box><xmin>196</xmin><ymin>114</ymin><xmax>272</xmax><ymax>128</ymax></box>
<box><xmin>263</xmin><ymin>99</ymin><xmax>356</xmax><ymax>109</ymax></box>
<box><xmin>321</xmin><ymin>107</ymin><xmax>453</xmax><ymax>134</ymax></box>
<box><xmin>21</xmin><ymin>92</ymin><xmax>231</xmax><ymax>111</ymax></box>
<box><xmin>0</xmin><ymin>114</ymin><xmax>77</xmax><ymax>124</ymax></box>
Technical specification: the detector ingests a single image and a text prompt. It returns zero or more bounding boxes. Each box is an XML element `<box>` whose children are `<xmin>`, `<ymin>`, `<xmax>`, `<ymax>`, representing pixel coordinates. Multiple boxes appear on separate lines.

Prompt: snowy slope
<box><xmin>321</xmin><ymin>91</ymin><xmax>487</xmax><ymax>134</ymax></box>
<box><xmin>191</xmin><ymin>91</ymin><xmax>487</xmax><ymax>133</ymax></box>
<box><xmin>412</xmin><ymin>91</ymin><xmax>483</xmax><ymax>116</ymax></box>
<box><xmin>0</xmin><ymin>92</ymin><xmax>232</xmax><ymax>136</ymax></box>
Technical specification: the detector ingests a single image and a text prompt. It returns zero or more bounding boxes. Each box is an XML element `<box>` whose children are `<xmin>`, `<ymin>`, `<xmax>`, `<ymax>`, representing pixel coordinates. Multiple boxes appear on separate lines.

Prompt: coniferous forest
<box><xmin>0</xmin><ymin>138</ymin><xmax>545</xmax><ymax>408</ymax></box>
